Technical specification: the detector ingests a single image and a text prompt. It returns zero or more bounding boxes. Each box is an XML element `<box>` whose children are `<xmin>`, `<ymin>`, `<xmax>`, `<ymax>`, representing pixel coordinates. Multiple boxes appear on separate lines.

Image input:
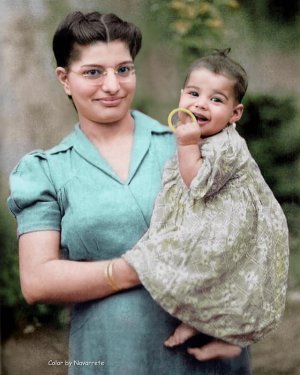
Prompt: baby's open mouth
<box><xmin>194</xmin><ymin>113</ymin><xmax>209</xmax><ymax>124</ymax></box>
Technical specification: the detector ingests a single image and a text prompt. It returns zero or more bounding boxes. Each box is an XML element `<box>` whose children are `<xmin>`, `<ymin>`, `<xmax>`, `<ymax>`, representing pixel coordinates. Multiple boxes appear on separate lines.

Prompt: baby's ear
<box><xmin>230</xmin><ymin>103</ymin><xmax>244</xmax><ymax>124</ymax></box>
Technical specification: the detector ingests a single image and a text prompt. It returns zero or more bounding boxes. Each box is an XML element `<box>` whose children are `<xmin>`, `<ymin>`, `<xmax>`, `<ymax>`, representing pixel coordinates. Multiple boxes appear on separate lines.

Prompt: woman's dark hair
<box><xmin>52</xmin><ymin>11</ymin><xmax>142</xmax><ymax>68</ymax></box>
<box><xmin>184</xmin><ymin>48</ymin><xmax>248</xmax><ymax>103</ymax></box>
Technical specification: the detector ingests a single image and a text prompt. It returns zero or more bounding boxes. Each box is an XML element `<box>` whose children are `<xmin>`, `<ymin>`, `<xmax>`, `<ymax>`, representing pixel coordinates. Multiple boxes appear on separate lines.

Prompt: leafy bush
<box><xmin>238</xmin><ymin>94</ymin><xmax>300</xmax><ymax>288</ymax></box>
<box><xmin>0</xmin><ymin>198</ymin><xmax>67</xmax><ymax>341</ymax></box>
<box><xmin>148</xmin><ymin>0</ymin><xmax>240</xmax><ymax>63</ymax></box>
<box><xmin>238</xmin><ymin>94</ymin><xmax>300</xmax><ymax>203</ymax></box>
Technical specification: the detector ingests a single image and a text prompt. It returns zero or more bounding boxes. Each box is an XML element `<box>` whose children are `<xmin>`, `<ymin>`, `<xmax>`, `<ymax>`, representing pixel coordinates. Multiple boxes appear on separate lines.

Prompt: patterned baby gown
<box><xmin>123</xmin><ymin>124</ymin><xmax>289</xmax><ymax>347</ymax></box>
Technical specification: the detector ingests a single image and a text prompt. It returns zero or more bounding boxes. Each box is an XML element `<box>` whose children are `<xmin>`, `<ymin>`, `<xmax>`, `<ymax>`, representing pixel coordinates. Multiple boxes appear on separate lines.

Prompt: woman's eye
<box><xmin>83</xmin><ymin>69</ymin><xmax>103</xmax><ymax>78</ymax></box>
<box><xmin>117</xmin><ymin>65</ymin><xmax>132</xmax><ymax>76</ymax></box>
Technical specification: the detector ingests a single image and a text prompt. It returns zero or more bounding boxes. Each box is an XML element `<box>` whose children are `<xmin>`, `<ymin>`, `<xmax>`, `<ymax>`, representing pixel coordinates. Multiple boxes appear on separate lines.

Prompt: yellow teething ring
<box><xmin>167</xmin><ymin>108</ymin><xmax>197</xmax><ymax>132</ymax></box>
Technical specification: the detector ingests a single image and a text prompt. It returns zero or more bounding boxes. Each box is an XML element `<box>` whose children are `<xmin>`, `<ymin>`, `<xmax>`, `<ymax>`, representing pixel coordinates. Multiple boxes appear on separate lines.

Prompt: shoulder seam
<box><xmin>45</xmin><ymin>143</ymin><xmax>73</xmax><ymax>155</ymax></box>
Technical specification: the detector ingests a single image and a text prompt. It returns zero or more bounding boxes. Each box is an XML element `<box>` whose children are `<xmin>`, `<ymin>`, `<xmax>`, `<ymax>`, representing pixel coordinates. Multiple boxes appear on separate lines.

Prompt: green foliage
<box><xmin>238</xmin><ymin>95</ymin><xmax>300</xmax><ymax>288</ymax></box>
<box><xmin>237</xmin><ymin>0</ymin><xmax>300</xmax><ymax>50</ymax></box>
<box><xmin>149</xmin><ymin>0</ymin><xmax>240</xmax><ymax>62</ymax></box>
<box><xmin>0</xmin><ymin>201</ymin><xmax>21</xmax><ymax>306</ymax></box>
<box><xmin>238</xmin><ymin>95</ymin><xmax>300</xmax><ymax>203</ymax></box>
<box><xmin>240</xmin><ymin>0</ymin><xmax>299</xmax><ymax>24</ymax></box>
<box><xmin>282</xmin><ymin>203</ymin><xmax>300</xmax><ymax>288</ymax></box>
<box><xmin>0</xmin><ymin>199</ymin><xmax>67</xmax><ymax>341</ymax></box>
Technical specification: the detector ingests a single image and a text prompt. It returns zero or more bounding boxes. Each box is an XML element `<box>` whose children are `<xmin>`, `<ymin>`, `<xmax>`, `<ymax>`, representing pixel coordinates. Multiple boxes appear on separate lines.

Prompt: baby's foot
<box><xmin>164</xmin><ymin>323</ymin><xmax>198</xmax><ymax>347</ymax></box>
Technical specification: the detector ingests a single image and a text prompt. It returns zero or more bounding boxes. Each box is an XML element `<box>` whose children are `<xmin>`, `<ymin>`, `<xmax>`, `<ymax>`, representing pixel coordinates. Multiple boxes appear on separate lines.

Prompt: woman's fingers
<box><xmin>187</xmin><ymin>340</ymin><xmax>242</xmax><ymax>361</ymax></box>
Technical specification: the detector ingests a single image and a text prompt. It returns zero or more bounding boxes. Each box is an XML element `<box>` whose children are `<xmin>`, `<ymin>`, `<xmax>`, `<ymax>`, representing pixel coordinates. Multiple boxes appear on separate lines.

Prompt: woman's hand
<box><xmin>187</xmin><ymin>340</ymin><xmax>242</xmax><ymax>361</ymax></box>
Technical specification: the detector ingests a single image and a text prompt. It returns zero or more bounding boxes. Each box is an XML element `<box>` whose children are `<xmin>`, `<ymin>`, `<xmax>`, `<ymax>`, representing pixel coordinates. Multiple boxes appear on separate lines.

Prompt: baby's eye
<box><xmin>211</xmin><ymin>97</ymin><xmax>223</xmax><ymax>103</ymax></box>
<box><xmin>188</xmin><ymin>91</ymin><xmax>199</xmax><ymax>97</ymax></box>
<box><xmin>83</xmin><ymin>69</ymin><xmax>104</xmax><ymax>79</ymax></box>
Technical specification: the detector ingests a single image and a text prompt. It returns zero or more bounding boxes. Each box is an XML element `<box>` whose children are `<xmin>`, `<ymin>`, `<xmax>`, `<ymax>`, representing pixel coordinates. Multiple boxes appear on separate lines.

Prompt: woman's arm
<box><xmin>20</xmin><ymin>231</ymin><xmax>242</xmax><ymax>361</ymax></box>
<box><xmin>19</xmin><ymin>231</ymin><xmax>140</xmax><ymax>304</ymax></box>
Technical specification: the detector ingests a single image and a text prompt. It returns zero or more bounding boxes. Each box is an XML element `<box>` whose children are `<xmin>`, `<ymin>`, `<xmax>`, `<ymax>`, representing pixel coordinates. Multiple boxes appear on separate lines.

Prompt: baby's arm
<box><xmin>176</xmin><ymin>122</ymin><xmax>202</xmax><ymax>187</ymax></box>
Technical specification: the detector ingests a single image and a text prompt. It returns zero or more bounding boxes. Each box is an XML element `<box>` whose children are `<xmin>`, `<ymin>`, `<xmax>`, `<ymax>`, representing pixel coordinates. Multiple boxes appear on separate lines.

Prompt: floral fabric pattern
<box><xmin>123</xmin><ymin>124</ymin><xmax>289</xmax><ymax>347</ymax></box>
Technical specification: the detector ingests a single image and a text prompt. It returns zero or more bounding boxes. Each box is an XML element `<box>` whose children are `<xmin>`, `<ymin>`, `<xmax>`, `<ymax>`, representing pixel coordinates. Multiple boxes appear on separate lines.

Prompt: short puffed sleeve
<box><xmin>7</xmin><ymin>151</ymin><xmax>61</xmax><ymax>236</ymax></box>
<box><xmin>189</xmin><ymin>126</ymin><xmax>245</xmax><ymax>199</ymax></box>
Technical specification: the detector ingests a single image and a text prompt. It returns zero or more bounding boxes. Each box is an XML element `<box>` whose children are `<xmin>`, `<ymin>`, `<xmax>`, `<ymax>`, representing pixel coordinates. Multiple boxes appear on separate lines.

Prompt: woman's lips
<box><xmin>93</xmin><ymin>97</ymin><xmax>124</xmax><ymax>106</ymax></box>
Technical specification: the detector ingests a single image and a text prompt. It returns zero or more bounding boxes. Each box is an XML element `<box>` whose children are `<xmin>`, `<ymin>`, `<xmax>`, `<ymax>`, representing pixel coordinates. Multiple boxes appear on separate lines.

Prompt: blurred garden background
<box><xmin>1</xmin><ymin>0</ymin><xmax>299</xmax><ymax>374</ymax></box>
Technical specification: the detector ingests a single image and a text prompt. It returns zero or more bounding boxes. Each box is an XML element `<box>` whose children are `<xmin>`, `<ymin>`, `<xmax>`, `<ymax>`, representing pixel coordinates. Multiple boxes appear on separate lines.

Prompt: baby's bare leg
<box><xmin>164</xmin><ymin>323</ymin><xmax>198</xmax><ymax>347</ymax></box>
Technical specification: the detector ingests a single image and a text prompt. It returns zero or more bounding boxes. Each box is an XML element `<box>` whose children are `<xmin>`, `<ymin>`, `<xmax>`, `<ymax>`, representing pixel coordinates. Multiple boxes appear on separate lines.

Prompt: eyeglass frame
<box><xmin>67</xmin><ymin>62</ymin><xmax>136</xmax><ymax>84</ymax></box>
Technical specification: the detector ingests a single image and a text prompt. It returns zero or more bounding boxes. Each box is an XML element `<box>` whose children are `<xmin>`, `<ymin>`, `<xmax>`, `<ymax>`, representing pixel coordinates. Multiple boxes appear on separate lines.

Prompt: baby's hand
<box><xmin>176</xmin><ymin>122</ymin><xmax>201</xmax><ymax>146</ymax></box>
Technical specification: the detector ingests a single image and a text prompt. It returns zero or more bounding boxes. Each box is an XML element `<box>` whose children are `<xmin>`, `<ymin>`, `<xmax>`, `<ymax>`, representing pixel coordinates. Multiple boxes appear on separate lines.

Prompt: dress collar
<box><xmin>69</xmin><ymin>110</ymin><xmax>171</xmax><ymax>184</ymax></box>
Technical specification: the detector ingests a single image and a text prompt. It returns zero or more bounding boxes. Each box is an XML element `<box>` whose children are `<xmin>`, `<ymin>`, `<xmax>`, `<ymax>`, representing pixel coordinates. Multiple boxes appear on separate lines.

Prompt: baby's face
<box><xmin>179</xmin><ymin>68</ymin><xmax>243</xmax><ymax>137</ymax></box>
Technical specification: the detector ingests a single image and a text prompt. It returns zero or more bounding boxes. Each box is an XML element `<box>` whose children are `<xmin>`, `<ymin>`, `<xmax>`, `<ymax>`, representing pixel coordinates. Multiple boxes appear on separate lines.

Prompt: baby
<box><xmin>123</xmin><ymin>49</ymin><xmax>289</xmax><ymax>348</ymax></box>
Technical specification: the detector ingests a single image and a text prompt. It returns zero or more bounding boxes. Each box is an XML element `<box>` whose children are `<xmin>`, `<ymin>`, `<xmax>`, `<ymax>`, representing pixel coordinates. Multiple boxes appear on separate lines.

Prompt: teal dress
<box><xmin>8</xmin><ymin>111</ymin><xmax>251</xmax><ymax>374</ymax></box>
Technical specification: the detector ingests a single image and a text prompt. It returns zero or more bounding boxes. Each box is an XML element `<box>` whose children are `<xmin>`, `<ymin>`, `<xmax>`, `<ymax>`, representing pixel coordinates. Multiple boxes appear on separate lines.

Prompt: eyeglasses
<box><xmin>69</xmin><ymin>64</ymin><xmax>135</xmax><ymax>85</ymax></box>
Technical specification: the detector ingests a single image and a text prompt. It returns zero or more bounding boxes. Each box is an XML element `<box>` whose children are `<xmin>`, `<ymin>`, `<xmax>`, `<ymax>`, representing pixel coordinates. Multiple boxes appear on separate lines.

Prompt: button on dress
<box><xmin>8</xmin><ymin>111</ymin><xmax>251</xmax><ymax>374</ymax></box>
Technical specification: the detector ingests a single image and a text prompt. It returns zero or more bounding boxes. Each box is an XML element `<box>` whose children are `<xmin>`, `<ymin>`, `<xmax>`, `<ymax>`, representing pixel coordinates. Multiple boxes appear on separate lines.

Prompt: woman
<box><xmin>8</xmin><ymin>11</ymin><xmax>251</xmax><ymax>374</ymax></box>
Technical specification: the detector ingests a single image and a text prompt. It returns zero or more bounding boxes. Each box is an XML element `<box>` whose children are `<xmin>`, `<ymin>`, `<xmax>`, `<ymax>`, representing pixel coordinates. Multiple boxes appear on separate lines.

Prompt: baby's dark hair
<box><xmin>52</xmin><ymin>11</ymin><xmax>142</xmax><ymax>68</ymax></box>
<box><xmin>184</xmin><ymin>49</ymin><xmax>248</xmax><ymax>103</ymax></box>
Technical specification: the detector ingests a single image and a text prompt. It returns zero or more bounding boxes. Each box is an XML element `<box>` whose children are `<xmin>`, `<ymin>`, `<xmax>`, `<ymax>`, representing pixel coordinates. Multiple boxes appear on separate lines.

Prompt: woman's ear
<box><xmin>56</xmin><ymin>67</ymin><xmax>71</xmax><ymax>96</ymax></box>
<box><xmin>229</xmin><ymin>103</ymin><xmax>244</xmax><ymax>124</ymax></box>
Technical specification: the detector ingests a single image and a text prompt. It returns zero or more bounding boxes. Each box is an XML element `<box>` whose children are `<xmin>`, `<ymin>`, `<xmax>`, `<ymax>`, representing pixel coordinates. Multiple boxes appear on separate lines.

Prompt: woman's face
<box><xmin>57</xmin><ymin>40</ymin><xmax>136</xmax><ymax>127</ymax></box>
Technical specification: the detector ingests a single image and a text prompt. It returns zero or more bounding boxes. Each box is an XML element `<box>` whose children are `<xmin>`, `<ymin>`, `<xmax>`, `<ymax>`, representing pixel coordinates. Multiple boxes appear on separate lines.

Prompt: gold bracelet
<box><xmin>105</xmin><ymin>260</ymin><xmax>120</xmax><ymax>292</ymax></box>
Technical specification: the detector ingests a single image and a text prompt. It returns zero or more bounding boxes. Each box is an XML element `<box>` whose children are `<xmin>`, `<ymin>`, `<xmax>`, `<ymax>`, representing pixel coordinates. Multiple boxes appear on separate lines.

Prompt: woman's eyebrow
<box><xmin>80</xmin><ymin>60</ymin><xmax>134</xmax><ymax>68</ymax></box>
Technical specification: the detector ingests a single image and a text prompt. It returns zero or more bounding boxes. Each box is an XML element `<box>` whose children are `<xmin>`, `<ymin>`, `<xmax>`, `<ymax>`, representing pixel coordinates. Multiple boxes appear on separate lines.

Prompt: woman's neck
<box><xmin>79</xmin><ymin>111</ymin><xmax>134</xmax><ymax>146</ymax></box>
<box><xmin>78</xmin><ymin>111</ymin><xmax>135</xmax><ymax>182</ymax></box>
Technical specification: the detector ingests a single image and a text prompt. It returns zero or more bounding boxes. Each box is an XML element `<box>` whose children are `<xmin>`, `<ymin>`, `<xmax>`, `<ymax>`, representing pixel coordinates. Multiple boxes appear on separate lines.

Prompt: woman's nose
<box><xmin>101</xmin><ymin>70</ymin><xmax>120</xmax><ymax>93</ymax></box>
